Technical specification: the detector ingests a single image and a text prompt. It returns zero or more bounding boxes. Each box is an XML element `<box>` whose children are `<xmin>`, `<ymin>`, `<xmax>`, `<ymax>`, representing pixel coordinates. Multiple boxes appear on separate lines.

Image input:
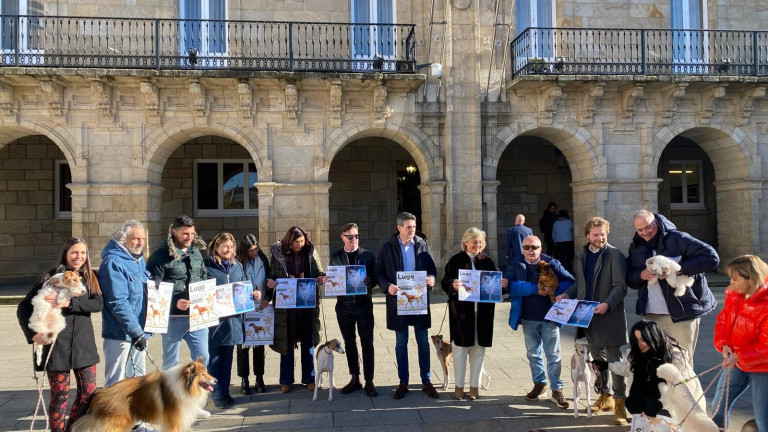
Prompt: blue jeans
<box><xmin>712</xmin><ymin>367</ymin><xmax>768</xmax><ymax>432</ymax></box>
<box><xmin>279</xmin><ymin>329</ymin><xmax>314</xmax><ymax>385</ymax></box>
<box><xmin>209</xmin><ymin>345</ymin><xmax>234</xmax><ymax>400</ymax></box>
<box><xmin>161</xmin><ymin>316</ymin><xmax>209</xmax><ymax>370</ymax></box>
<box><xmin>521</xmin><ymin>319</ymin><xmax>562</xmax><ymax>391</ymax></box>
<box><xmin>395</xmin><ymin>327</ymin><xmax>431</xmax><ymax>385</ymax></box>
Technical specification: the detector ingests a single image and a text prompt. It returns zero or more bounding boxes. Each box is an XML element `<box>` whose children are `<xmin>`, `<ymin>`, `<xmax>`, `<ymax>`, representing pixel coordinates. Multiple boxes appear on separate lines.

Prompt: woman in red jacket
<box><xmin>712</xmin><ymin>254</ymin><xmax>768</xmax><ymax>431</ymax></box>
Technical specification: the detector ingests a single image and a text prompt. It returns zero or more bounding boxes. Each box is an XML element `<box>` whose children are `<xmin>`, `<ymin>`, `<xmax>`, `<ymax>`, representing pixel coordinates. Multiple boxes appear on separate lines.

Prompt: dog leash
<box><xmin>671</xmin><ymin>364</ymin><xmax>730</xmax><ymax>432</ymax></box>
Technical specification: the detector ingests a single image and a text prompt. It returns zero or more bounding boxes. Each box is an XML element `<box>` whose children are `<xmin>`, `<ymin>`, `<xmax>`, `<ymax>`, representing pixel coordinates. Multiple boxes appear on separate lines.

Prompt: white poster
<box><xmin>544</xmin><ymin>299</ymin><xmax>598</xmax><ymax>328</ymax></box>
<box><xmin>144</xmin><ymin>280</ymin><xmax>173</xmax><ymax>334</ymax></box>
<box><xmin>275</xmin><ymin>278</ymin><xmax>317</xmax><ymax>309</ymax></box>
<box><xmin>396</xmin><ymin>271</ymin><xmax>428</xmax><ymax>315</ymax></box>
<box><xmin>213</xmin><ymin>283</ymin><xmax>237</xmax><ymax>318</ymax></box>
<box><xmin>243</xmin><ymin>306</ymin><xmax>274</xmax><ymax>346</ymax></box>
<box><xmin>188</xmin><ymin>279</ymin><xmax>219</xmax><ymax>331</ymax></box>
<box><xmin>324</xmin><ymin>266</ymin><xmax>347</xmax><ymax>296</ymax></box>
<box><xmin>458</xmin><ymin>270</ymin><xmax>502</xmax><ymax>303</ymax></box>
<box><xmin>630</xmin><ymin>414</ymin><xmax>673</xmax><ymax>432</ymax></box>
<box><xmin>233</xmin><ymin>281</ymin><xmax>255</xmax><ymax>313</ymax></box>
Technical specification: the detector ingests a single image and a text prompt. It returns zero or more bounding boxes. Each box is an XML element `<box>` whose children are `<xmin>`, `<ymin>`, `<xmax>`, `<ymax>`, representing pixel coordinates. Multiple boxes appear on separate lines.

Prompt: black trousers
<box><xmin>554</xmin><ymin>241</ymin><xmax>575</xmax><ymax>273</ymax></box>
<box><xmin>335</xmin><ymin>297</ymin><xmax>375</xmax><ymax>381</ymax></box>
<box><xmin>236</xmin><ymin>344</ymin><xmax>265</xmax><ymax>378</ymax></box>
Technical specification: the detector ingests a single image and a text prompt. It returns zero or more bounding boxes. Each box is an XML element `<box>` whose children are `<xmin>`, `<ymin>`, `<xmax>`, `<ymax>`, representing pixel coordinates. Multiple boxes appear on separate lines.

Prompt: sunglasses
<box><xmin>343</xmin><ymin>234</ymin><xmax>360</xmax><ymax>240</ymax></box>
<box><xmin>522</xmin><ymin>245</ymin><xmax>541</xmax><ymax>251</ymax></box>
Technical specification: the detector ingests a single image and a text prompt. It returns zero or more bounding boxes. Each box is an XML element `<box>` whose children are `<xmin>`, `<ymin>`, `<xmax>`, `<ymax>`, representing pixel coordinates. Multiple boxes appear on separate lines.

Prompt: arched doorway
<box><xmin>328</xmin><ymin>136</ymin><xmax>420</xmax><ymax>256</ymax></box>
<box><xmin>496</xmin><ymin>135</ymin><xmax>573</xmax><ymax>268</ymax></box>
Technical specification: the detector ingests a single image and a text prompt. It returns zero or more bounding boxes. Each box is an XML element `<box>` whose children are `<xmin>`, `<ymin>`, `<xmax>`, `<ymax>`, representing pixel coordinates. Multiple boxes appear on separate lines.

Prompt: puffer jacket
<box><xmin>146</xmin><ymin>240</ymin><xmax>207</xmax><ymax>316</ymax></box>
<box><xmin>267</xmin><ymin>242</ymin><xmax>324</xmax><ymax>355</ymax></box>
<box><xmin>713</xmin><ymin>281</ymin><xmax>768</xmax><ymax>373</ymax></box>
<box><xmin>205</xmin><ymin>258</ymin><xmax>246</xmax><ymax>347</ymax></box>
<box><xmin>627</xmin><ymin>213</ymin><xmax>719</xmax><ymax>322</ymax></box>
<box><xmin>99</xmin><ymin>238</ymin><xmax>149</xmax><ymax>341</ymax></box>
<box><xmin>506</xmin><ymin>254</ymin><xmax>574</xmax><ymax>331</ymax></box>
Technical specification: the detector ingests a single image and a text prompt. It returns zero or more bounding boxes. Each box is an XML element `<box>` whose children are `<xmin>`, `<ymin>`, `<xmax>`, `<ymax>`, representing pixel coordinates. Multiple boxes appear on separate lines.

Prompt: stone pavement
<box><xmin>0</xmin><ymin>273</ymin><xmax>751</xmax><ymax>432</ymax></box>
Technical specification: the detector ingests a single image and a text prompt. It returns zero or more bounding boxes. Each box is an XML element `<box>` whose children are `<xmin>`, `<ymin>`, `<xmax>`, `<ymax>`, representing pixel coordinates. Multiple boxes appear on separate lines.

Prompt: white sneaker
<box><xmin>196</xmin><ymin>408</ymin><xmax>211</xmax><ymax>419</ymax></box>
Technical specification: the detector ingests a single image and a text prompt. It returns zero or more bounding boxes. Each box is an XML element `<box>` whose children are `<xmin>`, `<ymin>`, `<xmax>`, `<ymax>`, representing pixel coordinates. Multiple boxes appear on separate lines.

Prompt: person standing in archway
<box><xmin>506</xmin><ymin>214</ymin><xmax>533</xmax><ymax>264</ymax></box>
<box><xmin>538</xmin><ymin>202</ymin><xmax>557</xmax><ymax>255</ymax></box>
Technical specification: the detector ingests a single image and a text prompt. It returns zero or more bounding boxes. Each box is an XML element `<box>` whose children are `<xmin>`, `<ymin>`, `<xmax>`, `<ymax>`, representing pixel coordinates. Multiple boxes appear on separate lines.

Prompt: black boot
<box><xmin>255</xmin><ymin>375</ymin><xmax>266</xmax><ymax>393</ymax></box>
<box><xmin>240</xmin><ymin>377</ymin><xmax>252</xmax><ymax>395</ymax></box>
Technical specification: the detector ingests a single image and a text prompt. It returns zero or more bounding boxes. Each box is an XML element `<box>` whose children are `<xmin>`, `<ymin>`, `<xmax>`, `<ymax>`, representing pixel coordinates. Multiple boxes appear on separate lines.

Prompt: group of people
<box><xmin>15</xmin><ymin>209</ymin><xmax>768</xmax><ymax>432</ymax></box>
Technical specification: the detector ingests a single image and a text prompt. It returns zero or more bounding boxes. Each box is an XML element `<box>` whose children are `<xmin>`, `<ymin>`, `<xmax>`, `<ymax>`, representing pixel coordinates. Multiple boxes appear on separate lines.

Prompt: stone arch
<box><xmin>142</xmin><ymin>120</ymin><xmax>269</xmax><ymax>185</ymax></box>
<box><xmin>0</xmin><ymin>123</ymin><xmax>84</xmax><ymax>180</ymax></box>
<box><xmin>486</xmin><ymin>123</ymin><xmax>604</xmax><ymax>184</ymax></box>
<box><xmin>649</xmin><ymin>125</ymin><xmax>757</xmax><ymax>181</ymax></box>
<box><xmin>321</xmin><ymin>120</ymin><xmax>441</xmax><ymax>184</ymax></box>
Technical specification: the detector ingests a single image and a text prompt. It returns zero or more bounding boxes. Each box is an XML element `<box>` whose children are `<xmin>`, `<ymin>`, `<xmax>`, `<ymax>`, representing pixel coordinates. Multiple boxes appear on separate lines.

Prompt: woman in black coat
<box><xmin>441</xmin><ymin>227</ymin><xmax>508</xmax><ymax>401</ymax></box>
<box><xmin>17</xmin><ymin>237</ymin><xmax>103</xmax><ymax>432</ymax></box>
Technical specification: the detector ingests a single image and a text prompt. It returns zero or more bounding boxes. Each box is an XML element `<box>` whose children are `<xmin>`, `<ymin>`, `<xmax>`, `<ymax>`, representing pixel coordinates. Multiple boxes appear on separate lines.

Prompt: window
<box><xmin>194</xmin><ymin>160</ymin><xmax>258</xmax><ymax>215</ymax></box>
<box><xmin>515</xmin><ymin>0</ymin><xmax>555</xmax><ymax>59</ymax></box>
<box><xmin>180</xmin><ymin>0</ymin><xmax>227</xmax><ymax>65</ymax></box>
<box><xmin>671</xmin><ymin>0</ymin><xmax>708</xmax><ymax>71</ymax></box>
<box><xmin>668</xmin><ymin>160</ymin><xmax>704</xmax><ymax>209</ymax></box>
<box><xmin>351</xmin><ymin>0</ymin><xmax>396</xmax><ymax>69</ymax></box>
<box><xmin>55</xmin><ymin>160</ymin><xmax>72</xmax><ymax>219</ymax></box>
<box><xmin>1</xmin><ymin>0</ymin><xmax>44</xmax><ymax>64</ymax></box>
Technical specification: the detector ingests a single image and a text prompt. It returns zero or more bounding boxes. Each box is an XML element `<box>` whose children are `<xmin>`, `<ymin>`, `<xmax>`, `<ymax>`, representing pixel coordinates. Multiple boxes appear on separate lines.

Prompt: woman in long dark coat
<box><xmin>441</xmin><ymin>227</ymin><xmax>507</xmax><ymax>401</ymax></box>
<box><xmin>17</xmin><ymin>237</ymin><xmax>103</xmax><ymax>432</ymax></box>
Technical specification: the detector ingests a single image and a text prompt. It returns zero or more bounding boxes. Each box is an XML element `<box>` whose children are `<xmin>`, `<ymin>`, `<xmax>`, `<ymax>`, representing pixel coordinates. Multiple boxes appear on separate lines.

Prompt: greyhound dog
<box><xmin>571</xmin><ymin>340</ymin><xmax>592</xmax><ymax>418</ymax></box>
<box><xmin>313</xmin><ymin>339</ymin><xmax>345</xmax><ymax>401</ymax></box>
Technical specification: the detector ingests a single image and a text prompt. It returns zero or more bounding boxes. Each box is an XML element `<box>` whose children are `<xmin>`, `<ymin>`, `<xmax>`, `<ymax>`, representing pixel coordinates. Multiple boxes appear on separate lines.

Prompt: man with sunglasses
<box><xmin>506</xmin><ymin>235</ymin><xmax>574</xmax><ymax>410</ymax></box>
<box><xmin>329</xmin><ymin>223</ymin><xmax>378</xmax><ymax>396</ymax></box>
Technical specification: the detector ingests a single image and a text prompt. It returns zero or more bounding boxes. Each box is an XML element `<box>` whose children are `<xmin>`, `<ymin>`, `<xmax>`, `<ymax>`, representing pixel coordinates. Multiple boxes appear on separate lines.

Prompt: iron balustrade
<box><xmin>511</xmin><ymin>27</ymin><xmax>768</xmax><ymax>78</ymax></box>
<box><xmin>0</xmin><ymin>15</ymin><xmax>416</xmax><ymax>72</ymax></box>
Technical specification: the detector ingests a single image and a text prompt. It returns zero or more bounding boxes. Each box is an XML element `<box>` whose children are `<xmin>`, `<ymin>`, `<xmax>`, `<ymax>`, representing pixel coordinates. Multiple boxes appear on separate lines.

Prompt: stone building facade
<box><xmin>1</xmin><ymin>0</ymin><xmax>767</xmax><ymax>278</ymax></box>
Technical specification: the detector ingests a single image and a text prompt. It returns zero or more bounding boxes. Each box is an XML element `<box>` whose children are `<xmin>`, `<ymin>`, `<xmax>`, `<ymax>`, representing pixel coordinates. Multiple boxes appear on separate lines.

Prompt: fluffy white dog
<box><xmin>29</xmin><ymin>271</ymin><xmax>87</xmax><ymax>365</ymax></box>
<box><xmin>645</xmin><ymin>256</ymin><xmax>694</xmax><ymax>297</ymax></box>
<box><xmin>656</xmin><ymin>363</ymin><xmax>718</xmax><ymax>432</ymax></box>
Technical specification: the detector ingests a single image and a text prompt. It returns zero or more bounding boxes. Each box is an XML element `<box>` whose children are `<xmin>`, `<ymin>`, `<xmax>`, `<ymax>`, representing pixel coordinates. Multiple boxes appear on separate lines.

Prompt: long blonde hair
<box><xmin>726</xmin><ymin>254</ymin><xmax>768</xmax><ymax>295</ymax></box>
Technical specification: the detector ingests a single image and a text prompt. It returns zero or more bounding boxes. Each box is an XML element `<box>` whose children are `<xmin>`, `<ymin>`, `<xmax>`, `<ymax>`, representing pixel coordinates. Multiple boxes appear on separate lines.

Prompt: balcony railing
<box><xmin>0</xmin><ymin>15</ymin><xmax>416</xmax><ymax>73</ymax></box>
<box><xmin>511</xmin><ymin>27</ymin><xmax>768</xmax><ymax>78</ymax></box>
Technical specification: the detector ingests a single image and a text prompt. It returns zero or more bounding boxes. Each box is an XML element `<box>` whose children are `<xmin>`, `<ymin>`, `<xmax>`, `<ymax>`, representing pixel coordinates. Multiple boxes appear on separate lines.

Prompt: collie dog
<box><xmin>71</xmin><ymin>357</ymin><xmax>216</xmax><ymax>432</ymax></box>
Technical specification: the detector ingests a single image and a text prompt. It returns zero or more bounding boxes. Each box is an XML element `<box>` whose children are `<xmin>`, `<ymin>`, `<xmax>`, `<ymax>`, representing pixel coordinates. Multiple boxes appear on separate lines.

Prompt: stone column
<box><xmin>482</xmin><ymin>180</ymin><xmax>501</xmax><ymax>262</ymax></box>
<box><xmin>714</xmin><ymin>178</ymin><xmax>763</xmax><ymax>269</ymax></box>
<box><xmin>256</xmin><ymin>182</ymin><xmax>277</xmax><ymax>247</ymax></box>
<box><xmin>418</xmin><ymin>181</ymin><xmax>446</xmax><ymax>267</ymax></box>
<box><xmin>69</xmin><ymin>182</ymin><xmax>163</xmax><ymax>265</ymax></box>
<box><xmin>265</xmin><ymin>182</ymin><xmax>331</xmax><ymax>264</ymax></box>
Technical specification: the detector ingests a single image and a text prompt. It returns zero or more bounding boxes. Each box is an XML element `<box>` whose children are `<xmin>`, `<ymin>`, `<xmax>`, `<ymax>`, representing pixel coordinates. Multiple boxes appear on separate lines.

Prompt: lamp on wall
<box><xmin>415</xmin><ymin>62</ymin><xmax>443</xmax><ymax>77</ymax></box>
<box><xmin>405</xmin><ymin>164</ymin><xmax>417</xmax><ymax>175</ymax></box>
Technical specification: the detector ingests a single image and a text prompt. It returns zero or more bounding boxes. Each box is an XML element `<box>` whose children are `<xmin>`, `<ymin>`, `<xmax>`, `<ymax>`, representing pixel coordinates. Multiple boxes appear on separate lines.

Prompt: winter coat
<box><xmin>243</xmin><ymin>249</ymin><xmax>270</xmax><ymax>301</ymax></box>
<box><xmin>565</xmin><ymin>243</ymin><xmax>628</xmax><ymax>348</ymax></box>
<box><xmin>329</xmin><ymin>246</ymin><xmax>377</xmax><ymax>307</ymax></box>
<box><xmin>205</xmin><ymin>258</ymin><xmax>246</xmax><ymax>347</ymax></box>
<box><xmin>506</xmin><ymin>224</ymin><xmax>533</xmax><ymax>262</ymax></box>
<box><xmin>146</xmin><ymin>240</ymin><xmax>207</xmax><ymax>316</ymax></box>
<box><xmin>713</xmin><ymin>280</ymin><xmax>768</xmax><ymax>373</ymax></box>
<box><xmin>267</xmin><ymin>242</ymin><xmax>324</xmax><ymax>355</ymax></box>
<box><xmin>552</xmin><ymin>218</ymin><xmax>574</xmax><ymax>243</ymax></box>
<box><xmin>99</xmin><ymin>238</ymin><xmax>149</xmax><ymax>341</ymax></box>
<box><xmin>375</xmin><ymin>235</ymin><xmax>437</xmax><ymax>332</ymax></box>
<box><xmin>17</xmin><ymin>269</ymin><xmax>103</xmax><ymax>372</ymax></box>
<box><xmin>506</xmin><ymin>254</ymin><xmax>574</xmax><ymax>331</ymax></box>
<box><xmin>627</xmin><ymin>213</ymin><xmax>718</xmax><ymax>322</ymax></box>
<box><xmin>440</xmin><ymin>252</ymin><xmax>497</xmax><ymax>347</ymax></box>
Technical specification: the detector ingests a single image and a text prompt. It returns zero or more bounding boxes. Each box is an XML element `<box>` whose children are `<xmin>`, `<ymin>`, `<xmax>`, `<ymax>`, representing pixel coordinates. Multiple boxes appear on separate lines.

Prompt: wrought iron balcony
<box><xmin>511</xmin><ymin>27</ymin><xmax>768</xmax><ymax>78</ymax></box>
<box><xmin>0</xmin><ymin>15</ymin><xmax>416</xmax><ymax>73</ymax></box>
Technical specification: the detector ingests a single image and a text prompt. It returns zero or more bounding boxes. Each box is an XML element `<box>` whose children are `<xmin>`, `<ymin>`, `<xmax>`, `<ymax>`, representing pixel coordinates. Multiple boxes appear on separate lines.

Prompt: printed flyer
<box><xmin>323</xmin><ymin>266</ymin><xmax>347</xmax><ymax>296</ymax></box>
<box><xmin>188</xmin><ymin>278</ymin><xmax>219</xmax><ymax>331</ymax></box>
<box><xmin>458</xmin><ymin>270</ymin><xmax>502</xmax><ymax>303</ymax></box>
<box><xmin>233</xmin><ymin>281</ymin><xmax>255</xmax><ymax>313</ymax></box>
<box><xmin>544</xmin><ymin>299</ymin><xmax>598</xmax><ymax>328</ymax></box>
<box><xmin>396</xmin><ymin>270</ymin><xmax>428</xmax><ymax>315</ymax></box>
<box><xmin>243</xmin><ymin>305</ymin><xmax>274</xmax><ymax>346</ymax></box>
<box><xmin>144</xmin><ymin>280</ymin><xmax>173</xmax><ymax>334</ymax></box>
<box><xmin>213</xmin><ymin>283</ymin><xmax>237</xmax><ymax>318</ymax></box>
<box><xmin>275</xmin><ymin>278</ymin><xmax>317</xmax><ymax>308</ymax></box>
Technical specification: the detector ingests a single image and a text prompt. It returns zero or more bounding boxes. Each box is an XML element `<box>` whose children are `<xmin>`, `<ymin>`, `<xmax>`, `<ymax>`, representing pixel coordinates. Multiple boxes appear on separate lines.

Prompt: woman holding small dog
<box><xmin>17</xmin><ymin>237</ymin><xmax>103</xmax><ymax>432</ymax></box>
<box><xmin>204</xmin><ymin>232</ymin><xmax>247</xmax><ymax>409</ymax></box>
<box><xmin>712</xmin><ymin>254</ymin><xmax>768</xmax><ymax>432</ymax></box>
<box><xmin>441</xmin><ymin>227</ymin><xmax>508</xmax><ymax>400</ymax></box>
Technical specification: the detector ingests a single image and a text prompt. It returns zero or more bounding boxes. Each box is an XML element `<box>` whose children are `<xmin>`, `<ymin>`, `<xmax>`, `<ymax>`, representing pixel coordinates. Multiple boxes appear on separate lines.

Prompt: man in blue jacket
<box><xmin>507</xmin><ymin>235</ymin><xmax>573</xmax><ymax>410</ymax></box>
<box><xmin>99</xmin><ymin>220</ymin><xmax>149</xmax><ymax>387</ymax></box>
<box><xmin>627</xmin><ymin>209</ymin><xmax>719</xmax><ymax>406</ymax></box>
<box><xmin>375</xmin><ymin>212</ymin><xmax>438</xmax><ymax>400</ymax></box>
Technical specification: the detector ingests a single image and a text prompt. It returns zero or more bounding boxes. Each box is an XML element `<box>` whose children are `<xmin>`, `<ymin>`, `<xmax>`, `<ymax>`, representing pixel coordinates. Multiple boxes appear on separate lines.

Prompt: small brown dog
<box><xmin>537</xmin><ymin>261</ymin><xmax>559</xmax><ymax>302</ymax></box>
<box><xmin>431</xmin><ymin>334</ymin><xmax>453</xmax><ymax>390</ymax></box>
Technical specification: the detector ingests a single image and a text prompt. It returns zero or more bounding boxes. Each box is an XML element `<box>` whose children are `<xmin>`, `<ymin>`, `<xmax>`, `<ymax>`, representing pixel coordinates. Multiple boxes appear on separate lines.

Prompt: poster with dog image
<box><xmin>396</xmin><ymin>271</ymin><xmax>428</xmax><ymax>315</ymax></box>
<box><xmin>243</xmin><ymin>305</ymin><xmax>274</xmax><ymax>346</ymax></box>
<box><xmin>233</xmin><ymin>281</ymin><xmax>255</xmax><ymax>313</ymax></box>
<box><xmin>213</xmin><ymin>283</ymin><xmax>237</xmax><ymax>318</ymax></box>
<box><xmin>630</xmin><ymin>413</ymin><xmax>673</xmax><ymax>432</ymax></box>
<box><xmin>458</xmin><ymin>270</ymin><xmax>502</xmax><ymax>303</ymax></box>
<box><xmin>188</xmin><ymin>279</ymin><xmax>219</xmax><ymax>331</ymax></box>
<box><xmin>324</xmin><ymin>266</ymin><xmax>347</xmax><ymax>296</ymax></box>
<box><xmin>544</xmin><ymin>299</ymin><xmax>598</xmax><ymax>327</ymax></box>
<box><xmin>144</xmin><ymin>280</ymin><xmax>174</xmax><ymax>334</ymax></box>
<box><xmin>275</xmin><ymin>278</ymin><xmax>317</xmax><ymax>308</ymax></box>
